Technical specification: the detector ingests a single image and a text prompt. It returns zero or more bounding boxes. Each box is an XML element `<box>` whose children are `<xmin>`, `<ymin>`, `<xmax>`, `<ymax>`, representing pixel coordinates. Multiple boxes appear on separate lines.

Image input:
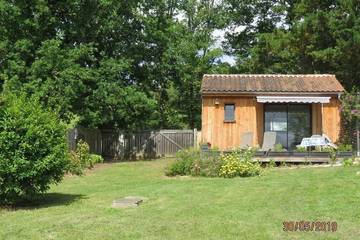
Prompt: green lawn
<box><xmin>1</xmin><ymin>159</ymin><xmax>360</xmax><ymax>240</ymax></box>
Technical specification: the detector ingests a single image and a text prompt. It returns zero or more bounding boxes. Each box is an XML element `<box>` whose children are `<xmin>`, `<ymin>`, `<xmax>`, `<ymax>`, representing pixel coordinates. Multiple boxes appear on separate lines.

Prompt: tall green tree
<box><xmin>0</xmin><ymin>0</ymin><xmax>159</xmax><ymax>129</ymax></box>
<box><xmin>225</xmin><ymin>0</ymin><xmax>360</xmax><ymax>90</ymax></box>
<box><xmin>170</xmin><ymin>0</ymin><xmax>226</xmax><ymax>128</ymax></box>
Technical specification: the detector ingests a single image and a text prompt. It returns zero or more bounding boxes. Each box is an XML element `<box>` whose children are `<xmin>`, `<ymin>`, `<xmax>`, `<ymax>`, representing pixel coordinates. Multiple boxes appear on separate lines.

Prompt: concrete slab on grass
<box><xmin>112</xmin><ymin>196</ymin><xmax>147</xmax><ymax>208</ymax></box>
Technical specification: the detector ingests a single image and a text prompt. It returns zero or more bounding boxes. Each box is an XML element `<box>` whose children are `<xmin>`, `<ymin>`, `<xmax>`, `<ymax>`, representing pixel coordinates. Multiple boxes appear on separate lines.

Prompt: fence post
<box><xmin>193</xmin><ymin>128</ymin><xmax>197</xmax><ymax>148</ymax></box>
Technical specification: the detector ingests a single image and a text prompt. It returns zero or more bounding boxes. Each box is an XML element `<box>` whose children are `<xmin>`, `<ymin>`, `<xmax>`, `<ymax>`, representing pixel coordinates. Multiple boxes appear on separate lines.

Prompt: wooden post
<box><xmin>193</xmin><ymin>128</ymin><xmax>197</xmax><ymax>148</ymax></box>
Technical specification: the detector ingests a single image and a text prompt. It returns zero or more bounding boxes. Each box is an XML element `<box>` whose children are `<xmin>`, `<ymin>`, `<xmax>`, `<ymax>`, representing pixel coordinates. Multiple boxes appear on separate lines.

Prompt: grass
<box><xmin>1</xmin><ymin>159</ymin><xmax>360</xmax><ymax>240</ymax></box>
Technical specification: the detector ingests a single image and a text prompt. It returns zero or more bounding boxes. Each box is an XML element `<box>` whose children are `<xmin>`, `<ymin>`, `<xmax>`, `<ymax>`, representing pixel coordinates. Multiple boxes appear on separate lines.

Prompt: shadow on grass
<box><xmin>2</xmin><ymin>193</ymin><xmax>86</xmax><ymax>211</ymax></box>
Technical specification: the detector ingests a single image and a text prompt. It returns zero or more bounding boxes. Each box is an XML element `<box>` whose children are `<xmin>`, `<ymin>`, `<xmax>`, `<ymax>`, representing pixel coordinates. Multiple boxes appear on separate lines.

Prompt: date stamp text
<box><xmin>283</xmin><ymin>221</ymin><xmax>337</xmax><ymax>232</ymax></box>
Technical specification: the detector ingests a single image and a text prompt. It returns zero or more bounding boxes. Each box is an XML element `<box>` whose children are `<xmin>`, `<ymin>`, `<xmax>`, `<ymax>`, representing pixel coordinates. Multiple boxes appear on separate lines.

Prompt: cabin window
<box><xmin>224</xmin><ymin>104</ymin><xmax>235</xmax><ymax>122</ymax></box>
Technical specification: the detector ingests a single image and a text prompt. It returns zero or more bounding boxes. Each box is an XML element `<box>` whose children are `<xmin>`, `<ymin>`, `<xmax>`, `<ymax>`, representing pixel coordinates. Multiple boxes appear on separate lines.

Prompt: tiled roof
<box><xmin>201</xmin><ymin>74</ymin><xmax>344</xmax><ymax>94</ymax></box>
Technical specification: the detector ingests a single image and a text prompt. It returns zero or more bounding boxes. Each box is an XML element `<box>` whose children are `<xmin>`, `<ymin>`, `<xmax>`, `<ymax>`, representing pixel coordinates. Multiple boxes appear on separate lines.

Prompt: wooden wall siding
<box><xmin>256</xmin><ymin>102</ymin><xmax>264</xmax><ymax>145</ymax></box>
<box><xmin>202</xmin><ymin>96</ymin><xmax>341</xmax><ymax>150</ymax></box>
<box><xmin>202</xmin><ymin>97</ymin><xmax>263</xmax><ymax>150</ymax></box>
<box><xmin>322</xmin><ymin>97</ymin><xmax>341</xmax><ymax>143</ymax></box>
<box><xmin>312</xmin><ymin>103</ymin><xmax>322</xmax><ymax>135</ymax></box>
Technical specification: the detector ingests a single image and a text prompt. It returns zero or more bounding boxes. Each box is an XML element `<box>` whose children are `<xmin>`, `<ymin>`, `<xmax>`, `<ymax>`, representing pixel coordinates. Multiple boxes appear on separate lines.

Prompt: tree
<box><xmin>0</xmin><ymin>1</ymin><xmax>159</xmax><ymax>130</ymax></box>
<box><xmin>340</xmin><ymin>88</ymin><xmax>360</xmax><ymax>147</ymax></box>
<box><xmin>223</xmin><ymin>0</ymin><xmax>285</xmax><ymax>66</ymax></box>
<box><xmin>155</xmin><ymin>0</ymin><xmax>226</xmax><ymax>128</ymax></box>
<box><xmin>225</xmin><ymin>0</ymin><xmax>360</xmax><ymax>90</ymax></box>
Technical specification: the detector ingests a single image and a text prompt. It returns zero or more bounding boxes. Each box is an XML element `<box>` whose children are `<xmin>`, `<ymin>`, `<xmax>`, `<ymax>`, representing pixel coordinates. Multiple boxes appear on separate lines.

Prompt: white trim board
<box><xmin>256</xmin><ymin>96</ymin><xmax>331</xmax><ymax>103</ymax></box>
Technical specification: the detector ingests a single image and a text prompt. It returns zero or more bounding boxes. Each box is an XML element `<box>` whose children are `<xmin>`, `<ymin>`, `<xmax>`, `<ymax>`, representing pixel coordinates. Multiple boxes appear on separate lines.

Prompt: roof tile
<box><xmin>201</xmin><ymin>74</ymin><xmax>344</xmax><ymax>94</ymax></box>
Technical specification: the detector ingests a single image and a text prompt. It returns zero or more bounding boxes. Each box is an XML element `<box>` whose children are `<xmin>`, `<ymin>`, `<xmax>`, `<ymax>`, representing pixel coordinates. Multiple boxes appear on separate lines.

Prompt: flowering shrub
<box><xmin>219</xmin><ymin>150</ymin><xmax>262</xmax><ymax>178</ymax></box>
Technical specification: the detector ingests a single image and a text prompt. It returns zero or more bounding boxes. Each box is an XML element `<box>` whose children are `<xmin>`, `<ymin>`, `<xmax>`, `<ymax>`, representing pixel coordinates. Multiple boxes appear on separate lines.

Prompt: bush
<box><xmin>0</xmin><ymin>95</ymin><xmax>69</xmax><ymax>204</ymax></box>
<box><xmin>68</xmin><ymin>140</ymin><xmax>89</xmax><ymax>175</ymax></box>
<box><xmin>338</xmin><ymin>144</ymin><xmax>353</xmax><ymax>152</ymax></box>
<box><xmin>314</xmin><ymin>146</ymin><xmax>332</xmax><ymax>152</ymax></box>
<box><xmin>192</xmin><ymin>151</ymin><xmax>222</xmax><ymax>177</ymax></box>
<box><xmin>329</xmin><ymin>147</ymin><xmax>337</xmax><ymax>165</ymax></box>
<box><xmin>268</xmin><ymin>159</ymin><xmax>276</xmax><ymax>168</ymax></box>
<box><xmin>219</xmin><ymin>150</ymin><xmax>262</xmax><ymax>178</ymax></box>
<box><xmin>166</xmin><ymin>147</ymin><xmax>262</xmax><ymax>178</ymax></box>
<box><xmin>343</xmin><ymin>158</ymin><xmax>354</xmax><ymax>166</ymax></box>
<box><xmin>295</xmin><ymin>146</ymin><xmax>307</xmax><ymax>152</ymax></box>
<box><xmin>165</xmin><ymin>148</ymin><xmax>198</xmax><ymax>176</ymax></box>
<box><xmin>90</xmin><ymin>154</ymin><xmax>104</xmax><ymax>166</ymax></box>
<box><xmin>77</xmin><ymin>139</ymin><xmax>91</xmax><ymax>168</ymax></box>
<box><xmin>68</xmin><ymin>151</ymin><xmax>83</xmax><ymax>175</ymax></box>
<box><xmin>274</xmin><ymin>143</ymin><xmax>286</xmax><ymax>152</ymax></box>
<box><xmin>68</xmin><ymin>140</ymin><xmax>103</xmax><ymax>175</ymax></box>
<box><xmin>234</xmin><ymin>147</ymin><xmax>258</xmax><ymax>160</ymax></box>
